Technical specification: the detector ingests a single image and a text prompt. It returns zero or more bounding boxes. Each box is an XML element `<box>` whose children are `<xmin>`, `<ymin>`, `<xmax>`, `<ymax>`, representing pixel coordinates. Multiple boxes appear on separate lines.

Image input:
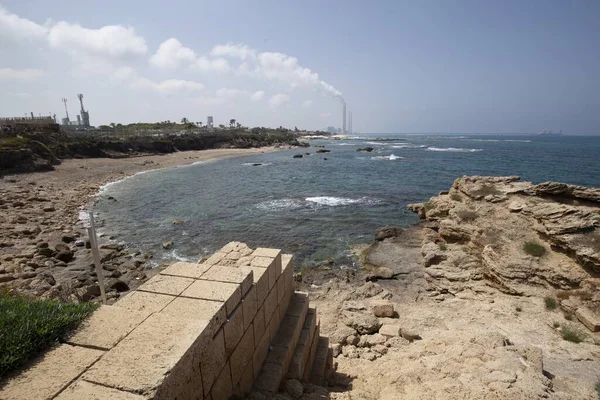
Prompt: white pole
<box><xmin>88</xmin><ymin>212</ymin><xmax>107</xmax><ymax>304</ymax></box>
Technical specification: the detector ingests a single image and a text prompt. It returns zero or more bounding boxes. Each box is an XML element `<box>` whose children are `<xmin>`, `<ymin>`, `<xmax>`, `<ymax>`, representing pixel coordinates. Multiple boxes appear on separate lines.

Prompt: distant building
<box><xmin>327</xmin><ymin>126</ymin><xmax>337</xmax><ymax>134</ymax></box>
<box><xmin>207</xmin><ymin>116</ymin><xmax>214</xmax><ymax>128</ymax></box>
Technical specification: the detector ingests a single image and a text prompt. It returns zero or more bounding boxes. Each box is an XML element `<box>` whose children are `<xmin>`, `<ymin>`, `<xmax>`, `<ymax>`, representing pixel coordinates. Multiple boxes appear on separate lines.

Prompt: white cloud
<box><xmin>320</xmin><ymin>112</ymin><xmax>332</xmax><ymax>118</ymax></box>
<box><xmin>250</xmin><ymin>90</ymin><xmax>265</xmax><ymax>101</ymax></box>
<box><xmin>211</xmin><ymin>43</ymin><xmax>256</xmax><ymax>60</ymax></box>
<box><xmin>211</xmin><ymin>43</ymin><xmax>343</xmax><ymax>100</ymax></box>
<box><xmin>216</xmin><ymin>88</ymin><xmax>248</xmax><ymax>98</ymax></box>
<box><xmin>0</xmin><ymin>7</ymin><xmax>48</xmax><ymax>40</ymax></box>
<box><xmin>269</xmin><ymin>93</ymin><xmax>290</xmax><ymax>108</ymax></box>
<box><xmin>302</xmin><ymin>100</ymin><xmax>312</xmax><ymax>108</ymax></box>
<box><xmin>47</xmin><ymin>21</ymin><xmax>147</xmax><ymax>58</ymax></box>
<box><xmin>0</xmin><ymin>67</ymin><xmax>45</xmax><ymax>80</ymax></box>
<box><xmin>191</xmin><ymin>56</ymin><xmax>231</xmax><ymax>73</ymax></box>
<box><xmin>112</xmin><ymin>67</ymin><xmax>203</xmax><ymax>94</ymax></box>
<box><xmin>7</xmin><ymin>92</ymin><xmax>33</xmax><ymax>99</ymax></box>
<box><xmin>194</xmin><ymin>96</ymin><xmax>226</xmax><ymax>106</ymax></box>
<box><xmin>150</xmin><ymin>38</ymin><xmax>196</xmax><ymax>69</ymax></box>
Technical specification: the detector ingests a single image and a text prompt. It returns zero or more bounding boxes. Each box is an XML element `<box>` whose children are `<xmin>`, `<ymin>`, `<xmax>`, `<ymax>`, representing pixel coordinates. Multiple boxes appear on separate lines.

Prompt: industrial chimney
<box><xmin>342</xmin><ymin>101</ymin><xmax>347</xmax><ymax>135</ymax></box>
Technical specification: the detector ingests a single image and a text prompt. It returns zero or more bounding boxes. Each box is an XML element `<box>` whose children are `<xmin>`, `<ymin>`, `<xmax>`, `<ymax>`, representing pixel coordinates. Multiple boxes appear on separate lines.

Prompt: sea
<box><xmin>93</xmin><ymin>134</ymin><xmax>600</xmax><ymax>269</ymax></box>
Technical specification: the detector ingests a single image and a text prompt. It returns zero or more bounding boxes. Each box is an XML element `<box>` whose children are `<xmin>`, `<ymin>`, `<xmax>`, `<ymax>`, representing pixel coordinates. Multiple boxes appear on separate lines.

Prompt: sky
<box><xmin>1</xmin><ymin>0</ymin><xmax>599</xmax><ymax>134</ymax></box>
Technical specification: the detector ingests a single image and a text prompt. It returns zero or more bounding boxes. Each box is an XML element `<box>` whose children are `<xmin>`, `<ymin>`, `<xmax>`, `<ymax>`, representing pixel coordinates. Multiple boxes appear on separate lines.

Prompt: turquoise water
<box><xmin>94</xmin><ymin>134</ymin><xmax>600</xmax><ymax>268</ymax></box>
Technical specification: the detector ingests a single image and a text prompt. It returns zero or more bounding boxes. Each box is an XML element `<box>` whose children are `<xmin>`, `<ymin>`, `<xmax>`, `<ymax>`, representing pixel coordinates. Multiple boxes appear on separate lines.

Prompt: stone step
<box><xmin>309</xmin><ymin>337</ymin><xmax>330</xmax><ymax>386</ymax></box>
<box><xmin>286</xmin><ymin>307</ymin><xmax>317</xmax><ymax>381</ymax></box>
<box><xmin>252</xmin><ymin>292</ymin><xmax>309</xmax><ymax>397</ymax></box>
<box><xmin>324</xmin><ymin>347</ymin><xmax>334</xmax><ymax>385</ymax></box>
<box><xmin>302</xmin><ymin>324</ymin><xmax>320</xmax><ymax>383</ymax></box>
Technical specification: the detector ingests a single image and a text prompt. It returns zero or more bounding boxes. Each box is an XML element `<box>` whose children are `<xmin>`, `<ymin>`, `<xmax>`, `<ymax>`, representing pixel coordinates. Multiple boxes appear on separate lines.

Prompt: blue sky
<box><xmin>1</xmin><ymin>0</ymin><xmax>599</xmax><ymax>134</ymax></box>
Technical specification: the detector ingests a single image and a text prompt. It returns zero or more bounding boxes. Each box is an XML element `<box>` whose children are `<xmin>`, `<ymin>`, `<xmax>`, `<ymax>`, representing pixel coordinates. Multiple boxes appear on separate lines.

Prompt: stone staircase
<box><xmin>0</xmin><ymin>242</ymin><xmax>332</xmax><ymax>400</ymax></box>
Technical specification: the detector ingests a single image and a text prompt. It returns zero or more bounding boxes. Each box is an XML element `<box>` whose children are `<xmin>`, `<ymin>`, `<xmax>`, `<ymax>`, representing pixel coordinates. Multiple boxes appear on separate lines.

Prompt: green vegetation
<box><xmin>523</xmin><ymin>241</ymin><xmax>546</xmax><ymax>257</ymax></box>
<box><xmin>456</xmin><ymin>209</ymin><xmax>478</xmax><ymax>222</ymax></box>
<box><xmin>438</xmin><ymin>243</ymin><xmax>448</xmax><ymax>251</ymax></box>
<box><xmin>0</xmin><ymin>136</ymin><xmax>31</xmax><ymax>148</ymax></box>
<box><xmin>450</xmin><ymin>192</ymin><xmax>462</xmax><ymax>202</ymax></box>
<box><xmin>553</xmin><ymin>321</ymin><xmax>560</xmax><ymax>328</ymax></box>
<box><xmin>595</xmin><ymin>380</ymin><xmax>600</xmax><ymax>397</ymax></box>
<box><xmin>423</xmin><ymin>200</ymin><xmax>434</xmax><ymax>211</ymax></box>
<box><xmin>544</xmin><ymin>297</ymin><xmax>558</xmax><ymax>310</ymax></box>
<box><xmin>564</xmin><ymin>312</ymin><xmax>573</xmax><ymax>321</ymax></box>
<box><xmin>561</xmin><ymin>325</ymin><xmax>585</xmax><ymax>343</ymax></box>
<box><xmin>0</xmin><ymin>293</ymin><xmax>98</xmax><ymax>378</ymax></box>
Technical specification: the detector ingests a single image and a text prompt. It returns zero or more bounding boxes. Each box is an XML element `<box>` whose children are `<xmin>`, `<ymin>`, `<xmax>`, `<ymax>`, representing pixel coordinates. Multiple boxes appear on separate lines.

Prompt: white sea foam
<box><xmin>371</xmin><ymin>154</ymin><xmax>403</xmax><ymax>161</ymax></box>
<box><xmin>305</xmin><ymin>196</ymin><xmax>381</xmax><ymax>206</ymax></box>
<box><xmin>167</xmin><ymin>249</ymin><xmax>192</xmax><ymax>262</ymax></box>
<box><xmin>364</xmin><ymin>141</ymin><xmax>386</xmax><ymax>145</ymax></box>
<box><xmin>426</xmin><ymin>147</ymin><xmax>483</xmax><ymax>152</ymax></box>
<box><xmin>391</xmin><ymin>144</ymin><xmax>426</xmax><ymax>149</ymax></box>
<box><xmin>255</xmin><ymin>198</ymin><xmax>304</xmax><ymax>211</ymax></box>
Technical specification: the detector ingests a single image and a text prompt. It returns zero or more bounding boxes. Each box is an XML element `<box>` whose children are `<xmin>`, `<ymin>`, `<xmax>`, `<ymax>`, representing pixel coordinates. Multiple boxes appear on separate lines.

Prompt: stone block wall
<box><xmin>0</xmin><ymin>242</ymin><xmax>331</xmax><ymax>400</ymax></box>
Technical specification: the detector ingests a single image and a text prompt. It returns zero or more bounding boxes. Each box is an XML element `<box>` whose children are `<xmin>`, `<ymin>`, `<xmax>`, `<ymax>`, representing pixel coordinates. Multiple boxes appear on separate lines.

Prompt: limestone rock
<box><xmin>342</xmin><ymin>311</ymin><xmax>382</xmax><ymax>335</ymax></box>
<box><xmin>374</xmin><ymin>227</ymin><xmax>403</xmax><ymax>241</ymax></box>
<box><xmin>370</xmin><ymin>299</ymin><xmax>394</xmax><ymax>317</ymax></box>
<box><xmin>575</xmin><ymin>307</ymin><xmax>600</xmax><ymax>332</ymax></box>
<box><xmin>379</xmin><ymin>324</ymin><xmax>401</xmax><ymax>338</ymax></box>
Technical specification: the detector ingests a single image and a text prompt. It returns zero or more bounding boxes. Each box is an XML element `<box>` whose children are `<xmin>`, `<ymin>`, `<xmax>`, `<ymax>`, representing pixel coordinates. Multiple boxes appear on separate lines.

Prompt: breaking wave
<box><xmin>426</xmin><ymin>147</ymin><xmax>483</xmax><ymax>153</ymax></box>
<box><xmin>371</xmin><ymin>154</ymin><xmax>403</xmax><ymax>161</ymax></box>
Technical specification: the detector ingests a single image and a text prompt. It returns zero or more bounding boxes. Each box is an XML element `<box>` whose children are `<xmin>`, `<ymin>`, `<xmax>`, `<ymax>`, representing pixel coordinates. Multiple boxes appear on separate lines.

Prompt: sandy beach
<box><xmin>0</xmin><ymin>147</ymin><xmax>281</xmax><ymax>300</ymax></box>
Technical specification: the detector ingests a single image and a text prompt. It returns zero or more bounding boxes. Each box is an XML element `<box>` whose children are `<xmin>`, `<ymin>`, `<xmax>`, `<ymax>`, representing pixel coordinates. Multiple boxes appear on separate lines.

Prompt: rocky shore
<box><xmin>297</xmin><ymin>176</ymin><xmax>600</xmax><ymax>399</ymax></box>
<box><xmin>0</xmin><ymin>147</ymin><xmax>282</xmax><ymax>302</ymax></box>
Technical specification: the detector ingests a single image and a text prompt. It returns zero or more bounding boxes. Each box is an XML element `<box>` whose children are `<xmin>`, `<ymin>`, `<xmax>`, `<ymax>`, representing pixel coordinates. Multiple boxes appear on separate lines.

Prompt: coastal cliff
<box><xmin>299</xmin><ymin>176</ymin><xmax>600</xmax><ymax>399</ymax></box>
<box><xmin>0</xmin><ymin>128</ymin><xmax>306</xmax><ymax>174</ymax></box>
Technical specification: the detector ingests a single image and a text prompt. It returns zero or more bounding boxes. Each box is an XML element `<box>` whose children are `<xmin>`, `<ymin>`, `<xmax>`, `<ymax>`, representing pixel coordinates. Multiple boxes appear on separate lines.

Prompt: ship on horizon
<box><xmin>537</xmin><ymin>129</ymin><xmax>564</xmax><ymax>136</ymax></box>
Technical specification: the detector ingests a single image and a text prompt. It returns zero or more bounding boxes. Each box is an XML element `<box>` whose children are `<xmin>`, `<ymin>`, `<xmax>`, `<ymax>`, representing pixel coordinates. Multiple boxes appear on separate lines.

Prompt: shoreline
<box><xmin>0</xmin><ymin>146</ymin><xmax>285</xmax><ymax>301</ymax></box>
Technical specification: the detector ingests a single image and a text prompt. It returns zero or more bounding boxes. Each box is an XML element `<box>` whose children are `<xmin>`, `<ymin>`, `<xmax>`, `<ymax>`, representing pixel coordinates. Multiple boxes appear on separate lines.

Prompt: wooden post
<box><xmin>88</xmin><ymin>212</ymin><xmax>107</xmax><ymax>304</ymax></box>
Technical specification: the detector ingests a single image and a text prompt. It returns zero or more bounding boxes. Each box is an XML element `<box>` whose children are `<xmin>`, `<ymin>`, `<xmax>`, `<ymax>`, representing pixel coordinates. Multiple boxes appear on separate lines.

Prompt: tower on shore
<box><xmin>341</xmin><ymin>101</ymin><xmax>347</xmax><ymax>135</ymax></box>
<box><xmin>77</xmin><ymin>94</ymin><xmax>90</xmax><ymax>128</ymax></box>
<box><xmin>348</xmin><ymin>111</ymin><xmax>353</xmax><ymax>134</ymax></box>
<box><xmin>61</xmin><ymin>98</ymin><xmax>70</xmax><ymax>125</ymax></box>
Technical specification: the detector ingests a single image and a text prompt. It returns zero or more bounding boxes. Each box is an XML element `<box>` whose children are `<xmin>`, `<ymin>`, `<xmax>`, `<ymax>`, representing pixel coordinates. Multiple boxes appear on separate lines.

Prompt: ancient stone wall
<box><xmin>0</xmin><ymin>242</ymin><xmax>331</xmax><ymax>400</ymax></box>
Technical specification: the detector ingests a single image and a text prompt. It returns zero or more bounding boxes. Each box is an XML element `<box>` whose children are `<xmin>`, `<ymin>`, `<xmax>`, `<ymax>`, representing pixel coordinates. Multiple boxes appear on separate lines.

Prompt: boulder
<box><xmin>371</xmin><ymin>299</ymin><xmax>394</xmax><ymax>317</ymax></box>
<box><xmin>55</xmin><ymin>250</ymin><xmax>74</xmax><ymax>262</ymax></box>
<box><xmin>374</xmin><ymin>227</ymin><xmax>403</xmax><ymax>241</ymax></box>
<box><xmin>379</xmin><ymin>324</ymin><xmax>401</xmax><ymax>338</ymax></box>
<box><xmin>284</xmin><ymin>379</ymin><xmax>304</xmax><ymax>398</ymax></box>
<box><xmin>162</xmin><ymin>241</ymin><xmax>173</xmax><ymax>249</ymax></box>
<box><xmin>575</xmin><ymin>307</ymin><xmax>600</xmax><ymax>332</ymax></box>
<box><xmin>55</xmin><ymin>243</ymin><xmax>70</xmax><ymax>252</ymax></box>
<box><xmin>293</xmin><ymin>154</ymin><xmax>303</xmax><ymax>158</ymax></box>
<box><xmin>342</xmin><ymin>311</ymin><xmax>382</xmax><ymax>334</ymax></box>
<box><xmin>107</xmin><ymin>278</ymin><xmax>129</xmax><ymax>292</ymax></box>
<box><xmin>356</xmin><ymin>147</ymin><xmax>375</xmax><ymax>152</ymax></box>
<box><xmin>365</xmin><ymin>267</ymin><xmax>395</xmax><ymax>281</ymax></box>
<box><xmin>316</xmin><ymin>149</ymin><xmax>330</xmax><ymax>153</ymax></box>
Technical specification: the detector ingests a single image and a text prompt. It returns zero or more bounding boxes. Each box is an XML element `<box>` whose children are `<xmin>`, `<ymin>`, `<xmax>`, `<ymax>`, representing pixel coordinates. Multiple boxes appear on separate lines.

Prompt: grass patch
<box><xmin>544</xmin><ymin>297</ymin><xmax>558</xmax><ymax>310</ymax></box>
<box><xmin>553</xmin><ymin>321</ymin><xmax>560</xmax><ymax>328</ymax></box>
<box><xmin>456</xmin><ymin>209</ymin><xmax>478</xmax><ymax>222</ymax></box>
<box><xmin>423</xmin><ymin>200</ymin><xmax>434</xmax><ymax>211</ymax></box>
<box><xmin>450</xmin><ymin>192</ymin><xmax>462</xmax><ymax>202</ymax></box>
<box><xmin>0</xmin><ymin>293</ymin><xmax>98</xmax><ymax>378</ymax></box>
<box><xmin>523</xmin><ymin>241</ymin><xmax>546</xmax><ymax>257</ymax></box>
<box><xmin>561</xmin><ymin>325</ymin><xmax>585</xmax><ymax>343</ymax></box>
<box><xmin>438</xmin><ymin>243</ymin><xmax>448</xmax><ymax>251</ymax></box>
<box><xmin>564</xmin><ymin>312</ymin><xmax>573</xmax><ymax>321</ymax></box>
<box><xmin>595</xmin><ymin>380</ymin><xmax>600</xmax><ymax>396</ymax></box>
<box><xmin>0</xmin><ymin>136</ymin><xmax>31</xmax><ymax>148</ymax></box>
